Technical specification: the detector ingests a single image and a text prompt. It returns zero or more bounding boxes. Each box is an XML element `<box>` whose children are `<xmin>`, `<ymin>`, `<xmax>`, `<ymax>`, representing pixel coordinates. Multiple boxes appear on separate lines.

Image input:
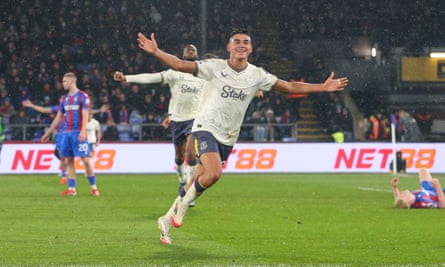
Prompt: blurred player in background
<box><xmin>86</xmin><ymin>111</ymin><xmax>102</xmax><ymax>158</ymax></box>
<box><xmin>392</xmin><ymin>168</ymin><xmax>445</xmax><ymax>208</ymax></box>
<box><xmin>41</xmin><ymin>72</ymin><xmax>100</xmax><ymax>196</ymax></box>
<box><xmin>23</xmin><ymin>100</ymin><xmax>106</xmax><ymax>184</ymax></box>
<box><xmin>22</xmin><ymin>99</ymin><xmax>68</xmax><ymax>184</ymax></box>
<box><xmin>137</xmin><ymin>29</ymin><xmax>348</xmax><ymax>244</ymax></box>
<box><xmin>113</xmin><ymin>44</ymin><xmax>205</xmax><ymax>202</ymax></box>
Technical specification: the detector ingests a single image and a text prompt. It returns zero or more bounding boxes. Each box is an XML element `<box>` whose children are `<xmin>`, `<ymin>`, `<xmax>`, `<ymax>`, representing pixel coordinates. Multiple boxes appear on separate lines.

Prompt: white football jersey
<box><xmin>86</xmin><ymin>118</ymin><xmax>100</xmax><ymax>144</ymax></box>
<box><xmin>193</xmin><ymin>59</ymin><xmax>278</xmax><ymax>146</ymax></box>
<box><xmin>126</xmin><ymin>70</ymin><xmax>205</xmax><ymax>121</ymax></box>
<box><xmin>161</xmin><ymin>69</ymin><xmax>205</xmax><ymax>121</ymax></box>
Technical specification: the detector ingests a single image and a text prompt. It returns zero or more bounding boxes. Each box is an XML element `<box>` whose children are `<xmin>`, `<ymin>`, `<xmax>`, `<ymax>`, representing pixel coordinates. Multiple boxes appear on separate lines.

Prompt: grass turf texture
<box><xmin>1</xmin><ymin>173</ymin><xmax>444</xmax><ymax>266</ymax></box>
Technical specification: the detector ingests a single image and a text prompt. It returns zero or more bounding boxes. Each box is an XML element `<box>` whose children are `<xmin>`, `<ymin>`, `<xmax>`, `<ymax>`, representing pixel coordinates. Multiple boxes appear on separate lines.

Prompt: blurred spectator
<box><xmin>118</xmin><ymin>104</ymin><xmax>129</xmax><ymax>124</ymax></box>
<box><xmin>246</xmin><ymin>111</ymin><xmax>266</xmax><ymax>141</ymax></box>
<box><xmin>156</xmin><ymin>94</ymin><xmax>169</xmax><ymax>116</ymax></box>
<box><xmin>97</xmin><ymin>103</ymin><xmax>114</xmax><ymax>124</ymax></box>
<box><xmin>126</xmin><ymin>84</ymin><xmax>145</xmax><ymax>113</ymax></box>
<box><xmin>0</xmin><ymin>97</ymin><xmax>16</xmax><ymax>125</ymax></box>
<box><xmin>15</xmin><ymin>86</ymin><xmax>31</xmax><ymax>110</ymax></box>
<box><xmin>264</xmin><ymin>109</ymin><xmax>276</xmax><ymax>141</ymax></box>
<box><xmin>278</xmin><ymin>109</ymin><xmax>296</xmax><ymax>139</ymax></box>
<box><xmin>102</xmin><ymin>119</ymin><xmax>120</xmax><ymax>141</ymax></box>
<box><xmin>10</xmin><ymin>109</ymin><xmax>30</xmax><ymax>140</ymax></box>
<box><xmin>397</xmin><ymin>110</ymin><xmax>423</xmax><ymax>142</ymax></box>
<box><xmin>357</xmin><ymin>112</ymin><xmax>369</xmax><ymax>142</ymax></box>
<box><xmin>141</xmin><ymin>93</ymin><xmax>157</xmax><ymax>116</ymax></box>
<box><xmin>339</xmin><ymin>106</ymin><xmax>354</xmax><ymax>142</ymax></box>
<box><xmin>141</xmin><ymin>112</ymin><xmax>160</xmax><ymax>140</ymax></box>
<box><xmin>368</xmin><ymin>110</ymin><xmax>390</xmax><ymax>141</ymax></box>
<box><xmin>415</xmin><ymin>109</ymin><xmax>433</xmax><ymax>135</ymax></box>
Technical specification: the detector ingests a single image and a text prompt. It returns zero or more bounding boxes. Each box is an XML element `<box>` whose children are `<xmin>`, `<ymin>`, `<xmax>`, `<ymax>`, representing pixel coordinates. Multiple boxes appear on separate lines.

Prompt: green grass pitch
<box><xmin>1</xmin><ymin>172</ymin><xmax>444</xmax><ymax>266</ymax></box>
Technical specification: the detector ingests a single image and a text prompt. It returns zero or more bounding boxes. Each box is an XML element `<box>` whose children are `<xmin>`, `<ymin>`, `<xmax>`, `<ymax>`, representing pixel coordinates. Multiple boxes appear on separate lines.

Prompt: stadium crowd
<box><xmin>0</xmin><ymin>0</ymin><xmax>439</xmax><ymax>141</ymax></box>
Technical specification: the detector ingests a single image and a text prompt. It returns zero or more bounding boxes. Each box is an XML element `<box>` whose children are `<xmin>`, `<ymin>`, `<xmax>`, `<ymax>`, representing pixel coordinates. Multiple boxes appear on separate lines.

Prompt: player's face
<box><xmin>183</xmin><ymin>45</ymin><xmax>198</xmax><ymax>60</ymax></box>
<box><xmin>227</xmin><ymin>33</ymin><xmax>252</xmax><ymax>60</ymax></box>
<box><xmin>62</xmin><ymin>77</ymin><xmax>74</xmax><ymax>90</ymax></box>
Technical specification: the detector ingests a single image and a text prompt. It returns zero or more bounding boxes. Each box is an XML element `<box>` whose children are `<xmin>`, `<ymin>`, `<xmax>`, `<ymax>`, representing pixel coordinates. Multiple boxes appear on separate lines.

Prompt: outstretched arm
<box><xmin>113</xmin><ymin>71</ymin><xmax>163</xmax><ymax>84</ymax></box>
<box><xmin>137</xmin><ymin>32</ymin><xmax>197</xmax><ymax>74</ymax></box>
<box><xmin>273</xmin><ymin>72</ymin><xmax>348</xmax><ymax>94</ymax></box>
<box><xmin>22</xmin><ymin>100</ymin><xmax>53</xmax><ymax>114</ymax></box>
<box><xmin>392</xmin><ymin>177</ymin><xmax>401</xmax><ymax>200</ymax></box>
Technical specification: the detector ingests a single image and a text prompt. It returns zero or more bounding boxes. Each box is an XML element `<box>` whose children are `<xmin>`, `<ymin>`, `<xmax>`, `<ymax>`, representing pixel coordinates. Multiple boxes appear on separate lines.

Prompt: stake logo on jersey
<box><xmin>161</xmin><ymin>69</ymin><xmax>205</xmax><ymax>122</ymax></box>
<box><xmin>221</xmin><ymin>86</ymin><xmax>248</xmax><ymax>101</ymax></box>
<box><xmin>180</xmin><ymin>84</ymin><xmax>200</xmax><ymax>94</ymax></box>
<box><xmin>59</xmin><ymin>90</ymin><xmax>90</xmax><ymax>133</ymax></box>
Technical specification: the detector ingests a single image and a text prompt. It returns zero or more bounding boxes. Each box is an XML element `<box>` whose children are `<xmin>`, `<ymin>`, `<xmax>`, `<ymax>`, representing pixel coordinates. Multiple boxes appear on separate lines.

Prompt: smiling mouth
<box><xmin>235</xmin><ymin>49</ymin><xmax>247</xmax><ymax>53</ymax></box>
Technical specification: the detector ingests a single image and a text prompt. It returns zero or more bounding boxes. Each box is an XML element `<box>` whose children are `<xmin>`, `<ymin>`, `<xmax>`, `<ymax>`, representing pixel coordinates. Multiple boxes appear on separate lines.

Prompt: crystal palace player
<box><xmin>392</xmin><ymin>168</ymin><xmax>445</xmax><ymax>208</ymax></box>
<box><xmin>41</xmin><ymin>72</ymin><xmax>99</xmax><ymax>196</ymax></box>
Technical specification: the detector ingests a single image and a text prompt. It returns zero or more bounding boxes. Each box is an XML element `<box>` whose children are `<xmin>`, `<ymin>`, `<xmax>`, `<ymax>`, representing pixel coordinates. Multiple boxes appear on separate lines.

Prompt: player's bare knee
<box><xmin>208</xmin><ymin>169</ymin><xmax>222</xmax><ymax>182</ymax></box>
<box><xmin>419</xmin><ymin>168</ymin><xmax>432</xmax><ymax>181</ymax></box>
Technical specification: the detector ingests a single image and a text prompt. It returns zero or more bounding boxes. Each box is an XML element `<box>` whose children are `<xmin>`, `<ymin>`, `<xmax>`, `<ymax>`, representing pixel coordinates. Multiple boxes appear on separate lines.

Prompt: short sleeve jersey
<box><xmin>161</xmin><ymin>69</ymin><xmax>205</xmax><ymax>121</ymax></box>
<box><xmin>410</xmin><ymin>180</ymin><xmax>441</xmax><ymax>208</ymax></box>
<box><xmin>58</xmin><ymin>90</ymin><xmax>90</xmax><ymax>133</ymax></box>
<box><xmin>193</xmin><ymin>58</ymin><xmax>278</xmax><ymax>146</ymax></box>
<box><xmin>411</xmin><ymin>189</ymin><xmax>439</xmax><ymax>208</ymax></box>
<box><xmin>86</xmin><ymin>118</ymin><xmax>100</xmax><ymax>144</ymax></box>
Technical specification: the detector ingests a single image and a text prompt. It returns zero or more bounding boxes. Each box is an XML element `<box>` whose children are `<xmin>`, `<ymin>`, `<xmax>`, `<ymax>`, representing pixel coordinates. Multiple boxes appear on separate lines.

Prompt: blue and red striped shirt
<box><xmin>411</xmin><ymin>189</ymin><xmax>439</xmax><ymax>208</ymax></box>
<box><xmin>58</xmin><ymin>90</ymin><xmax>90</xmax><ymax>133</ymax></box>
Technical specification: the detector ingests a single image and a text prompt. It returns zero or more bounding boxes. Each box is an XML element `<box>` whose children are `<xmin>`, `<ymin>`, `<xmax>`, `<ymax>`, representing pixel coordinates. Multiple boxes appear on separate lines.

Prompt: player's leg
<box><xmin>174</xmin><ymin>143</ymin><xmax>186</xmax><ymax>187</ymax></box>
<box><xmin>184</xmin><ymin>134</ymin><xmax>199</xmax><ymax>207</ymax></box>
<box><xmin>54</xmin><ymin>138</ymin><xmax>67</xmax><ymax>184</ymax></box>
<box><xmin>76</xmin><ymin>139</ymin><xmax>99</xmax><ymax>196</ymax></box>
<box><xmin>185</xmin><ymin>134</ymin><xmax>198</xmax><ymax>184</ymax></box>
<box><xmin>59</xmin><ymin>134</ymin><xmax>77</xmax><ymax>196</ymax></box>
<box><xmin>61</xmin><ymin>156</ymin><xmax>77</xmax><ymax>196</ymax></box>
<box><xmin>59</xmin><ymin>157</ymin><xmax>68</xmax><ymax>184</ymax></box>
<box><xmin>418</xmin><ymin>168</ymin><xmax>435</xmax><ymax>192</ymax></box>
<box><xmin>170</xmin><ymin>151</ymin><xmax>221</xmax><ymax>228</ymax></box>
<box><xmin>82</xmin><ymin>156</ymin><xmax>99</xmax><ymax>196</ymax></box>
<box><xmin>171</xmin><ymin>131</ymin><xmax>226</xmax><ymax>228</ymax></box>
<box><xmin>419</xmin><ymin>168</ymin><xmax>433</xmax><ymax>183</ymax></box>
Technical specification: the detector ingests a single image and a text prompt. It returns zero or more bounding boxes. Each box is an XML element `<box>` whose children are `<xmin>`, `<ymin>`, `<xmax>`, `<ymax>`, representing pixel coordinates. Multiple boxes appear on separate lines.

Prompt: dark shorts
<box><xmin>171</xmin><ymin>119</ymin><xmax>193</xmax><ymax>146</ymax></box>
<box><xmin>192</xmin><ymin>131</ymin><xmax>233</xmax><ymax>165</ymax></box>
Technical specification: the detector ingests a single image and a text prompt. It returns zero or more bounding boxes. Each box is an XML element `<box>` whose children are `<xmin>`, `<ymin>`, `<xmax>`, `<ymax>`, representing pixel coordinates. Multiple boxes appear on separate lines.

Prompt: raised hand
<box><xmin>137</xmin><ymin>32</ymin><xmax>158</xmax><ymax>54</ymax></box>
<box><xmin>392</xmin><ymin>177</ymin><xmax>399</xmax><ymax>188</ymax></box>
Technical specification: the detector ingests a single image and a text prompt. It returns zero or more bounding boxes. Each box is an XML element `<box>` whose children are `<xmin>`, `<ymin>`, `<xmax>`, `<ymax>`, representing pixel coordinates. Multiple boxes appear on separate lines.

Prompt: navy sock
<box><xmin>194</xmin><ymin>178</ymin><xmax>206</xmax><ymax>194</ymax></box>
